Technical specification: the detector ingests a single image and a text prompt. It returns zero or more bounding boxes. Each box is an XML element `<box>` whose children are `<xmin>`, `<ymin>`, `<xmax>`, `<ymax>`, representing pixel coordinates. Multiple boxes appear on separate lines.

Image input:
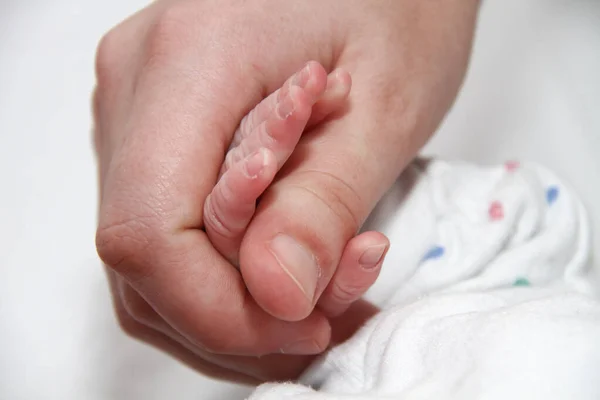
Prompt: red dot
<box><xmin>489</xmin><ymin>201</ymin><xmax>504</xmax><ymax>221</ymax></box>
<box><xmin>505</xmin><ymin>160</ymin><xmax>520</xmax><ymax>171</ymax></box>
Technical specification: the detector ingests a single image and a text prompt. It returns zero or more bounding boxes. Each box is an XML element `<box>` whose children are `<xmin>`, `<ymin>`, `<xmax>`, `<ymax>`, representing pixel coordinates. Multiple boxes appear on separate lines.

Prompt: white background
<box><xmin>0</xmin><ymin>1</ymin><xmax>598</xmax><ymax>399</ymax></box>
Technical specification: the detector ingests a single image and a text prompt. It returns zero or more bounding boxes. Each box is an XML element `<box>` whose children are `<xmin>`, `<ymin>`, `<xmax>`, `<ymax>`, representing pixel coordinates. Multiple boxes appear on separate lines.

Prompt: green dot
<box><xmin>513</xmin><ymin>277</ymin><xmax>531</xmax><ymax>287</ymax></box>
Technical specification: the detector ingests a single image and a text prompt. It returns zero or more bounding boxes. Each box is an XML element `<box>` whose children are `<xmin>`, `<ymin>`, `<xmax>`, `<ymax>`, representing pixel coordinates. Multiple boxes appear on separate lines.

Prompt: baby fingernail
<box><xmin>243</xmin><ymin>148</ymin><xmax>267</xmax><ymax>178</ymax></box>
<box><xmin>269</xmin><ymin>234</ymin><xmax>320</xmax><ymax>303</ymax></box>
<box><xmin>359</xmin><ymin>243</ymin><xmax>388</xmax><ymax>270</ymax></box>
<box><xmin>292</xmin><ymin>63</ymin><xmax>311</xmax><ymax>87</ymax></box>
<box><xmin>276</xmin><ymin>91</ymin><xmax>295</xmax><ymax>119</ymax></box>
<box><xmin>328</xmin><ymin>69</ymin><xmax>344</xmax><ymax>89</ymax></box>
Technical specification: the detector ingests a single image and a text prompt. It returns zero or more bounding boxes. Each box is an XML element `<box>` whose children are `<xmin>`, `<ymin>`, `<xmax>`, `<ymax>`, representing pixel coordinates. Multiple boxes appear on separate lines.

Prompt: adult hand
<box><xmin>94</xmin><ymin>0</ymin><xmax>480</xmax><ymax>383</ymax></box>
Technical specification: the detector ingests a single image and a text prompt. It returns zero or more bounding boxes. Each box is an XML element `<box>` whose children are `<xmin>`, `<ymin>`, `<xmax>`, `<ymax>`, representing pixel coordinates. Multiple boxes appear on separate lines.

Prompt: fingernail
<box><xmin>276</xmin><ymin>91</ymin><xmax>296</xmax><ymax>119</ymax></box>
<box><xmin>269</xmin><ymin>234</ymin><xmax>320</xmax><ymax>302</ymax></box>
<box><xmin>329</xmin><ymin>69</ymin><xmax>343</xmax><ymax>89</ymax></box>
<box><xmin>280</xmin><ymin>339</ymin><xmax>322</xmax><ymax>355</ymax></box>
<box><xmin>359</xmin><ymin>243</ymin><xmax>387</xmax><ymax>270</ymax></box>
<box><xmin>243</xmin><ymin>148</ymin><xmax>267</xmax><ymax>179</ymax></box>
<box><xmin>333</xmin><ymin>68</ymin><xmax>343</xmax><ymax>81</ymax></box>
<box><xmin>292</xmin><ymin>63</ymin><xmax>311</xmax><ymax>87</ymax></box>
<box><xmin>324</xmin><ymin>69</ymin><xmax>349</xmax><ymax>99</ymax></box>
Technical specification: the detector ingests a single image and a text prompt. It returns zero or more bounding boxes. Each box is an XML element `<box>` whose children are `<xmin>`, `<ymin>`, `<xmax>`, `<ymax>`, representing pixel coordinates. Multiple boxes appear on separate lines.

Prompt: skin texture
<box><xmin>94</xmin><ymin>0</ymin><xmax>480</xmax><ymax>383</ymax></box>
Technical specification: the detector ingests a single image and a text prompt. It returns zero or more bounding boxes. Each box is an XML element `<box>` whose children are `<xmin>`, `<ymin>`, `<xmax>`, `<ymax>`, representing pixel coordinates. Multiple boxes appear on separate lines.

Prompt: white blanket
<box><xmin>249</xmin><ymin>160</ymin><xmax>600</xmax><ymax>400</ymax></box>
<box><xmin>1</xmin><ymin>1</ymin><xmax>600</xmax><ymax>399</ymax></box>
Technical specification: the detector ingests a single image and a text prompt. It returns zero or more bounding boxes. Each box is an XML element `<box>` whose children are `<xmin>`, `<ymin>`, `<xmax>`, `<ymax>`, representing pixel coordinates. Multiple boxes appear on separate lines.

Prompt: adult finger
<box><xmin>105</xmin><ymin>269</ymin><xmax>257</xmax><ymax>383</ymax></box>
<box><xmin>95</xmin><ymin>38</ymin><xmax>330</xmax><ymax>355</ymax></box>
<box><xmin>112</xmin><ymin>274</ymin><xmax>317</xmax><ymax>381</ymax></box>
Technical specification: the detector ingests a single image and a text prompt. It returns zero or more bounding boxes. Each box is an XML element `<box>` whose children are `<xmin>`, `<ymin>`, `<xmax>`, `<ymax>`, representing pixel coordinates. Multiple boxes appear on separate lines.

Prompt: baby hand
<box><xmin>203</xmin><ymin>62</ymin><xmax>389</xmax><ymax>319</ymax></box>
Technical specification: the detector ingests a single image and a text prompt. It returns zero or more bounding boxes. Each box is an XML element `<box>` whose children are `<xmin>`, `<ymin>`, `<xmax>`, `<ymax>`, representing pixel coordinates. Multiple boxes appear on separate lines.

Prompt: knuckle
<box><xmin>144</xmin><ymin>4</ymin><xmax>196</xmax><ymax>65</ymax></box>
<box><xmin>96</xmin><ymin>214</ymin><xmax>156</xmax><ymax>281</ymax></box>
<box><xmin>329</xmin><ymin>281</ymin><xmax>363</xmax><ymax>305</ymax></box>
<box><xmin>95</xmin><ymin>28</ymin><xmax>123</xmax><ymax>90</ymax></box>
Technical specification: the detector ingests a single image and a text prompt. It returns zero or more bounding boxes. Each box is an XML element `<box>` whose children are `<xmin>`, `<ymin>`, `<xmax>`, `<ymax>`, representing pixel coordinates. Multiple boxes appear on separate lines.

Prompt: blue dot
<box><xmin>422</xmin><ymin>246</ymin><xmax>445</xmax><ymax>262</ymax></box>
<box><xmin>513</xmin><ymin>277</ymin><xmax>531</xmax><ymax>287</ymax></box>
<box><xmin>546</xmin><ymin>186</ymin><xmax>559</xmax><ymax>205</ymax></box>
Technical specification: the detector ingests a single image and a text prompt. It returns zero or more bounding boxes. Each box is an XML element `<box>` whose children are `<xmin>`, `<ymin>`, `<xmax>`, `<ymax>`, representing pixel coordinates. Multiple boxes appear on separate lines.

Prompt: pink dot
<box><xmin>505</xmin><ymin>160</ymin><xmax>520</xmax><ymax>171</ymax></box>
<box><xmin>489</xmin><ymin>201</ymin><xmax>504</xmax><ymax>221</ymax></box>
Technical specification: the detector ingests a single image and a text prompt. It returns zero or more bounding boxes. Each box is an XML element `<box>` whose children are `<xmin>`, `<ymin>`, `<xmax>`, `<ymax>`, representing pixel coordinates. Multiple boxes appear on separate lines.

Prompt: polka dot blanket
<box><xmin>249</xmin><ymin>158</ymin><xmax>600</xmax><ymax>400</ymax></box>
